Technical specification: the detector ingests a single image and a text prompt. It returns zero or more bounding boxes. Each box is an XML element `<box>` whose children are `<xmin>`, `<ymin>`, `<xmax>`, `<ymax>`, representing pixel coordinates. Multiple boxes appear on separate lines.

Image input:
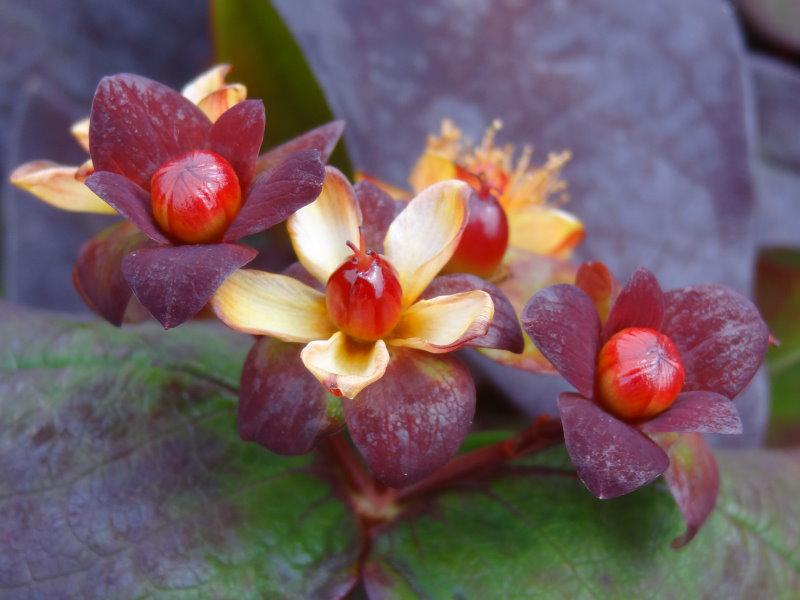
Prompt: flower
<box><xmin>522</xmin><ymin>264</ymin><xmax>769</xmax><ymax>500</ymax></box>
<box><xmin>11</xmin><ymin>66</ymin><xmax>345</xmax><ymax>329</ymax></box>
<box><xmin>359</xmin><ymin>119</ymin><xmax>584</xmax><ymax>373</ymax></box>
<box><xmin>211</xmin><ymin>168</ymin><xmax>524</xmax><ymax>486</ymax></box>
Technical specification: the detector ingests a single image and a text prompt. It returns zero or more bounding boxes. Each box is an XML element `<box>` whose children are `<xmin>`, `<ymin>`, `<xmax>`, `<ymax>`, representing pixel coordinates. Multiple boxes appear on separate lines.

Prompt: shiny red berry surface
<box><xmin>150</xmin><ymin>150</ymin><xmax>242</xmax><ymax>244</ymax></box>
<box><xmin>443</xmin><ymin>190</ymin><xmax>509</xmax><ymax>279</ymax></box>
<box><xmin>595</xmin><ymin>327</ymin><xmax>685</xmax><ymax>421</ymax></box>
<box><xmin>326</xmin><ymin>241</ymin><xmax>403</xmax><ymax>341</ymax></box>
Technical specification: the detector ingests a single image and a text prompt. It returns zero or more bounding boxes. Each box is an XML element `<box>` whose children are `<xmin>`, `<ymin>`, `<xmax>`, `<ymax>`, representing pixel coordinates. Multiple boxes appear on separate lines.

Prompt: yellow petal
<box><xmin>181</xmin><ymin>64</ymin><xmax>233</xmax><ymax>104</ymax></box>
<box><xmin>507</xmin><ymin>205</ymin><xmax>585</xmax><ymax>257</ymax></box>
<box><xmin>287</xmin><ymin>167</ymin><xmax>361</xmax><ymax>284</ymax></box>
<box><xmin>408</xmin><ymin>150</ymin><xmax>457</xmax><ymax>194</ymax></box>
<box><xmin>211</xmin><ymin>269</ymin><xmax>335</xmax><ymax>343</ymax></box>
<box><xmin>301</xmin><ymin>332</ymin><xmax>389</xmax><ymax>399</ymax></box>
<box><xmin>9</xmin><ymin>161</ymin><xmax>116</xmax><ymax>214</ymax></box>
<box><xmin>75</xmin><ymin>158</ymin><xmax>95</xmax><ymax>182</ymax></box>
<box><xmin>196</xmin><ymin>83</ymin><xmax>248</xmax><ymax>122</ymax></box>
<box><xmin>383</xmin><ymin>180</ymin><xmax>470</xmax><ymax>307</ymax></box>
<box><xmin>388</xmin><ymin>290</ymin><xmax>494</xmax><ymax>353</ymax></box>
<box><xmin>70</xmin><ymin>117</ymin><xmax>90</xmax><ymax>152</ymax></box>
<box><xmin>354</xmin><ymin>170</ymin><xmax>412</xmax><ymax>201</ymax></box>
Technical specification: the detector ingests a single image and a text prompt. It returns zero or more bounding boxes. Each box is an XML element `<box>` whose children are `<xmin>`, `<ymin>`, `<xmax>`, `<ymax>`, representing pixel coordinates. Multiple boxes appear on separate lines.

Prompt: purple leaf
<box><xmin>559</xmin><ymin>393</ymin><xmax>669</xmax><ymax>499</ymax></box>
<box><xmin>73</xmin><ymin>221</ymin><xmax>149</xmax><ymax>326</ymax></box>
<box><xmin>642</xmin><ymin>391</ymin><xmax>743</xmax><ymax>435</ymax></box>
<box><xmin>223</xmin><ymin>149</ymin><xmax>324</xmax><ymax>242</ymax></box>
<box><xmin>239</xmin><ymin>337</ymin><xmax>343</xmax><ymax>455</ymax></box>
<box><xmin>354</xmin><ymin>181</ymin><xmax>404</xmax><ymax>252</ymax></box>
<box><xmin>662</xmin><ymin>285</ymin><xmax>769</xmax><ymax>399</ymax></box>
<box><xmin>84</xmin><ymin>171</ymin><xmax>170</xmax><ymax>244</ymax></box>
<box><xmin>208</xmin><ymin>99</ymin><xmax>265</xmax><ymax>190</ymax></box>
<box><xmin>603</xmin><ymin>268</ymin><xmax>664</xmax><ymax>340</ymax></box>
<box><xmin>89</xmin><ymin>73</ymin><xmax>211</xmax><ymax>189</ymax></box>
<box><xmin>423</xmin><ymin>273</ymin><xmax>524</xmax><ymax>353</ymax></box>
<box><xmin>522</xmin><ymin>285</ymin><xmax>601</xmax><ymax>398</ymax></box>
<box><xmin>343</xmin><ymin>349</ymin><xmax>475</xmax><ymax>488</ymax></box>
<box><xmin>254</xmin><ymin>120</ymin><xmax>345</xmax><ymax>176</ymax></box>
<box><xmin>122</xmin><ymin>243</ymin><xmax>257</xmax><ymax>329</ymax></box>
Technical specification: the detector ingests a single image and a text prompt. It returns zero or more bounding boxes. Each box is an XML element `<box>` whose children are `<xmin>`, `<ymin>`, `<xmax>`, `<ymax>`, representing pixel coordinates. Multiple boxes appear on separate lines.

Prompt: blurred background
<box><xmin>1</xmin><ymin>0</ymin><xmax>797</xmax><ymax>445</ymax></box>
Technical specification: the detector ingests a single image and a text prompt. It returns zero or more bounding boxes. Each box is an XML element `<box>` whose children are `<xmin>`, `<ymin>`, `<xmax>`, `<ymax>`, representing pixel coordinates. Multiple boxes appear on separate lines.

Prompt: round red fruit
<box><xmin>150</xmin><ymin>150</ymin><xmax>242</xmax><ymax>244</ymax></box>
<box><xmin>595</xmin><ymin>327</ymin><xmax>685</xmax><ymax>421</ymax></box>
<box><xmin>443</xmin><ymin>190</ymin><xmax>509</xmax><ymax>279</ymax></box>
<box><xmin>326</xmin><ymin>242</ymin><xmax>403</xmax><ymax>341</ymax></box>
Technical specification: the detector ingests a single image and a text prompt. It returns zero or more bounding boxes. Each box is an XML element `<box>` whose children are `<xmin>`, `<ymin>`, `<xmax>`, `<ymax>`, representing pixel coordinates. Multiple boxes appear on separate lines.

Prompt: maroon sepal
<box><xmin>282</xmin><ymin>262</ymin><xmax>323</xmax><ymax>291</ymax></box>
<box><xmin>239</xmin><ymin>337</ymin><xmax>343</xmax><ymax>455</ymax></box>
<box><xmin>208</xmin><ymin>99</ymin><xmax>265</xmax><ymax>190</ymax></box>
<box><xmin>223</xmin><ymin>149</ymin><xmax>325</xmax><ymax>242</ymax></box>
<box><xmin>89</xmin><ymin>73</ymin><xmax>211</xmax><ymax>190</ymax></box>
<box><xmin>255</xmin><ymin>120</ymin><xmax>345</xmax><ymax>176</ymax></box>
<box><xmin>558</xmin><ymin>393</ymin><xmax>669</xmax><ymax>499</ymax></box>
<box><xmin>522</xmin><ymin>285</ymin><xmax>602</xmax><ymax>398</ymax></box>
<box><xmin>73</xmin><ymin>221</ymin><xmax>148</xmax><ymax>326</ymax></box>
<box><xmin>640</xmin><ymin>391</ymin><xmax>742</xmax><ymax>435</ymax></box>
<box><xmin>423</xmin><ymin>274</ymin><xmax>524</xmax><ymax>353</ymax></box>
<box><xmin>122</xmin><ymin>243</ymin><xmax>257</xmax><ymax>329</ymax></box>
<box><xmin>603</xmin><ymin>267</ymin><xmax>664</xmax><ymax>340</ymax></box>
<box><xmin>354</xmin><ymin>181</ymin><xmax>403</xmax><ymax>252</ymax></box>
<box><xmin>343</xmin><ymin>349</ymin><xmax>475</xmax><ymax>488</ymax></box>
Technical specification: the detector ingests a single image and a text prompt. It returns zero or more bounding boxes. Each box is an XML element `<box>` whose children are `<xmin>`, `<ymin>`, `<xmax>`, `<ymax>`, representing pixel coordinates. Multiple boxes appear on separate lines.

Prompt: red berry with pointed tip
<box><xmin>151</xmin><ymin>150</ymin><xmax>242</xmax><ymax>244</ymax></box>
<box><xmin>595</xmin><ymin>327</ymin><xmax>685</xmax><ymax>421</ymax></box>
<box><xmin>443</xmin><ymin>190</ymin><xmax>509</xmax><ymax>279</ymax></box>
<box><xmin>326</xmin><ymin>241</ymin><xmax>403</xmax><ymax>342</ymax></box>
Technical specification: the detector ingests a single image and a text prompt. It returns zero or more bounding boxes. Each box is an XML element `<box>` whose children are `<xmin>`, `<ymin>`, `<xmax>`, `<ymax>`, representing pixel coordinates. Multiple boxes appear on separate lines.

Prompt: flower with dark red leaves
<box><xmin>211</xmin><ymin>167</ymin><xmax>524</xmax><ymax>487</ymax></box>
<box><xmin>522</xmin><ymin>265</ymin><xmax>769</xmax><ymax>502</ymax></box>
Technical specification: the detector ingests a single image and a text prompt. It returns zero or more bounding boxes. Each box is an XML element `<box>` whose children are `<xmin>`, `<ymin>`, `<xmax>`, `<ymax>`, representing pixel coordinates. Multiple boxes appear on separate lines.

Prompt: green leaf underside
<box><xmin>1</xmin><ymin>308</ymin><xmax>798</xmax><ymax>598</ymax></box>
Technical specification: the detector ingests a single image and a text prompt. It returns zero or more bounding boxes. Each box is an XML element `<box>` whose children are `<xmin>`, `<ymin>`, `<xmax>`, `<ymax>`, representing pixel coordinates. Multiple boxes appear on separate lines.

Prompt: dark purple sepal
<box><xmin>122</xmin><ymin>243</ymin><xmax>257</xmax><ymax>329</ymax></box>
<box><xmin>354</xmin><ymin>181</ymin><xmax>404</xmax><ymax>252</ymax></box>
<box><xmin>558</xmin><ymin>393</ymin><xmax>669</xmax><ymax>499</ymax></box>
<box><xmin>73</xmin><ymin>221</ymin><xmax>149</xmax><ymax>326</ymax></box>
<box><xmin>662</xmin><ymin>284</ymin><xmax>770</xmax><ymax>399</ymax></box>
<box><xmin>254</xmin><ymin>120</ymin><xmax>345</xmax><ymax>176</ymax></box>
<box><xmin>655</xmin><ymin>432</ymin><xmax>720</xmax><ymax>548</ymax></box>
<box><xmin>239</xmin><ymin>337</ymin><xmax>343</xmax><ymax>455</ymax></box>
<box><xmin>641</xmin><ymin>391</ymin><xmax>742</xmax><ymax>435</ymax></box>
<box><xmin>423</xmin><ymin>274</ymin><xmax>524</xmax><ymax>353</ymax></box>
<box><xmin>208</xmin><ymin>99</ymin><xmax>265</xmax><ymax>190</ymax></box>
<box><xmin>89</xmin><ymin>73</ymin><xmax>211</xmax><ymax>189</ymax></box>
<box><xmin>343</xmin><ymin>349</ymin><xmax>475</xmax><ymax>488</ymax></box>
<box><xmin>282</xmin><ymin>261</ymin><xmax>323</xmax><ymax>291</ymax></box>
<box><xmin>602</xmin><ymin>268</ymin><xmax>664</xmax><ymax>340</ymax></box>
<box><xmin>85</xmin><ymin>171</ymin><xmax>170</xmax><ymax>244</ymax></box>
<box><xmin>223</xmin><ymin>149</ymin><xmax>324</xmax><ymax>242</ymax></box>
<box><xmin>522</xmin><ymin>285</ymin><xmax>602</xmax><ymax>398</ymax></box>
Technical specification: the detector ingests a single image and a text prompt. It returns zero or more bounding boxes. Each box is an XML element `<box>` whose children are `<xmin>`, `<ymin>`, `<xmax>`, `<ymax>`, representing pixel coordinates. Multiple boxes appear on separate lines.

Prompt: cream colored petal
<box><xmin>408</xmin><ymin>150</ymin><xmax>457</xmax><ymax>194</ymax></box>
<box><xmin>196</xmin><ymin>83</ymin><xmax>248</xmax><ymax>122</ymax></box>
<box><xmin>388</xmin><ymin>290</ymin><xmax>493</xmax><ymax>353</ymax></box>
<box><xmin>301</xmin><ymin>332</ymin><xmax>389</xmax><ymax>399</ymax></box>
<box><xmin>211</xmin><ymin>269</ymin><xmax>335</xmax><ymax>343</ymax></box>
<box><xmin>9</xmin><ymin>160</ymin><xmax>115</xmax><ymax>214</ymax></box>
<box><xmin>287</xmin><ymin>166</ymin><xmax>361</xmax><ymax>284</ymax></box>
<box><xmin>181</xmin><ymin>64</ymin><xmax>232</xmax><ymax>104</ymax></box>
<box><xmin>507</xmin><ymin>205</ymin><xmax>585</xmax><ymax>257</ymax></box>
<box><xmin>383</xmin><ymin>180</ymin><xmax>470</xmax><ymax>307</ymax></box>
<box><xmin>70</xmin><ymin>117</ymin><xmax>91</xmax><ymax>152</ymax></box>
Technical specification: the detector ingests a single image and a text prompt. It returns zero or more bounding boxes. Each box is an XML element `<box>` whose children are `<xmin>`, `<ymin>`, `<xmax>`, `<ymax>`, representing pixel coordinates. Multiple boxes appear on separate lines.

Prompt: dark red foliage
<box><xmin>354</xmin><ymin>181</ymin><xmax>404</xmax><ymax>253</ymax></box>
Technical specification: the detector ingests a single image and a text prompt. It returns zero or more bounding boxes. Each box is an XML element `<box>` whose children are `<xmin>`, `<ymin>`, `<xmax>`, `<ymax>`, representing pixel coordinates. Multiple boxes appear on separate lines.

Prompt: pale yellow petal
<box><xmin>9</xmin><ymin>161</ymin><xmax>115</xmax><ymax>214</ymax></box>
<box><xmin>507</xmin><ymin>205</ymin><xmax>585</xmax><ymax>257</ymax></box>
<box><xmin>301</xmin><ymin>332</ymin><xmax>389</xmax><ymax>399</ymax></box>
<box><xmin>388</xmin><ymin>290</ymin><xmax>493</xmax><ymax>353</ymax></box>
<box><xmin>211</xmin><ymin>269</ymin><xmax>335</xmax><ymax>343</ymax></box>
<box><xmin>196</xmin><ymin>84</ymin><xmax>248</xmax><ymax>122</ymax></box>
<box><xmin>287</xmin><ymin>166</ymin><xmax>361</xmax><ymax>284</ymax></box>
<box><xmin>408</xmin><ymin>150</ymin><xmax>457</xmax><ymax>194</ymax></box>
<box><xmin>383</xmin><ymin>180</ymin><xmax>470</xmax><ymax>307</ymax></box>
<box><xmin>181</xmin><ymin>64</ymin><xmax>232</xmax><ymax>104</ymax></box>
<box><xmin>70</xmin><ymin>117</ymin><xmax>91</xmax><ymax>152</ymax></box>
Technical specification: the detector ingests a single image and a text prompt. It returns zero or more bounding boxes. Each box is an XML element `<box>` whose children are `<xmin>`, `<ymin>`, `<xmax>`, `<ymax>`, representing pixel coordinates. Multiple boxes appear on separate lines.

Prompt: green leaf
<box><xmin>210</xmin><ymin>0</ymin><xmax>351</xmax><ymax>173</ymax></box>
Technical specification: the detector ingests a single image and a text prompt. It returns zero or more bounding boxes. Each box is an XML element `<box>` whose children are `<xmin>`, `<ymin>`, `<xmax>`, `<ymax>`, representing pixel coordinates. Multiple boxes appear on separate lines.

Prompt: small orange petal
<box><xmin>181</xmin><ymin>64</ymin><xmax>233</xmax><ymax>104</ymax></box>
<box><xmin>196</xmin><ymin>84</ymin><xmax>248</xmax><ymax>122</ymax></box>
<box><xmin>507</xmin><ymin>205</ymin><xmax>584</xmax><ymax>257</ymax></box>
<box><xmin>408</xmin><ymin>151</ymin><xmax>458</xmax><ymax>194</ymax></box>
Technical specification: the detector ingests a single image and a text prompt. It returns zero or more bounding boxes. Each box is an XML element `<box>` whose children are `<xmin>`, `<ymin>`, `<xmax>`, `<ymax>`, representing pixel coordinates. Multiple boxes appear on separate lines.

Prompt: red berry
<box><xmin>326</xmin><ymin>241</ymin><xmax>403</xmax><ymax>341</ymax></box>
<box><xmin>443</xmin><ymin>190</ymin><xmax>509</xmax><ymax>279</ymax></box>
<box><xmin>151</xmin><ymin>150</ymin><xmax>242</xmax><ymax>244</ymax></box>
<box><xmin>595</xmin><ymin>327</ymin><xmax>685</xmax><ymax>421</ymax></box>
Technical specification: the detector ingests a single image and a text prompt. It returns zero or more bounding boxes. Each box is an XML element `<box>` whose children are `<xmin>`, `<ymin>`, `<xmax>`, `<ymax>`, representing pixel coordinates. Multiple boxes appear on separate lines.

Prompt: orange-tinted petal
<box><xmin>507</xmin><ymin>204</ymin><xmax>584</xmax><ymax>257</ymax></box>
<box><xmin>181</xmin><ymin>64</ymin><xmax>233</xmax><ymax>104</ymax></box>
<box><xmin>196</xmin><ymin>83</ymin><xmax>248</xmax><ymax>122</ymax></box>
<box><xmin>408</xmin><ymin>151</ymin><xmax>457</xmax><ymax>194</ymax></box>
